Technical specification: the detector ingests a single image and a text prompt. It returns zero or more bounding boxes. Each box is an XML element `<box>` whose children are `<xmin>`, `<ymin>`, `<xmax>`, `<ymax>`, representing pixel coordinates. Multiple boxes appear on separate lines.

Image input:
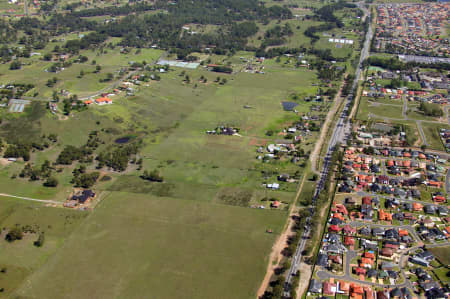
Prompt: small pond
<box><xmin>115</xmin><ymin>137</ymin><xmax>131</xmax><ymax>144</ymax></box>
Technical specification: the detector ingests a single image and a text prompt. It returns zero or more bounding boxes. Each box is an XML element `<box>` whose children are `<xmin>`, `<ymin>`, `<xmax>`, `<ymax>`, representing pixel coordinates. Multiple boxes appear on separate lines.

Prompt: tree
<box><xmin>34</xmin><ymin>232</ymin><xmax>45</xmax><ymax>247</ymax></box>
<box><xmin>43</xmin><ymin>53</ymin><xmax>52</xmax><ymax>61</ymax></box>
<box><xmin>272</xmin><ymin>276</ymin><xmax>285</xmax><ymax>298</ymax></box>
<box><xmin>137</xmin><ymin>158</ymin><xmax>143</xmax><ymax>170</ymax></box>
<box><xmin>78</xmin><ymin>55</ymin><xmax>88</xmax><ymax>63</ymax></box>
<box><xmin>43</xmin><ymin>177</ymin><xmax>58</xmax><ymax>187</ymax></box>
<box><xmin>56</xmin><ymin>145</ymin><xmax>84</xmax><ymax>164</ymax></box>
<box><xmin>4</xmin><ymin>143</ymin><xmax>30</xmax><ymax>161</ymax></box>
<box><xmin>72</xmin><ymin>172</ymin><xmax>100</xmax><ymax>188</ymax></box>
<box><xmin>9</xmin><ymin>60</ymin><xmax>21</xmax><ymax>70</ymax></box>
<box><xmin>46</xmin><ymin>79</ymin><xmax>55</xmax><ymax>87</ymax></box>
<box><xmin>52</xmin><ymin>90</ymin><xmax>60</xmax><ymax>102</ymax></box>
<box><xmin>95</xmin><ymin>65</ymin><xmax>101</xmax><ymax>73</ymax></box>
<box><xmin>281</xmin><ymin>260</ymin><xmax>291</xmax><ymax>273</ymax></box>
<box><xmin>141</xmin><ymin>169</ymin><xmax>163</xmax><ymax>182</ymax></box>
<box><xmin>419</xmin><ymin>102</ymin><xmax>443</xmax><ymax>117</ymax></box>
<box><xmin>363</xmin><ymin>146</ymin><xmax>375</xmax><ymax>155</ymax></box>
<box><xmin>5</xmin><ymin>226</ymin><xmax>23</xmax><ymax>242</ymax></box>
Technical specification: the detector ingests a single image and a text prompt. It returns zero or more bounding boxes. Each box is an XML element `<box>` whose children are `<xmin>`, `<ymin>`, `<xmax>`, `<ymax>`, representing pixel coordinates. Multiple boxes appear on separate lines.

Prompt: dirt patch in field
<box><xmin>257</xmin><ymin>175</ymin><xmax>307</xmax><ymax>297</ymax></box>
<box><xmin>0</xmin><ymin>158</ymin><xmax>12</xmax><ymax>166</ymax></box>
<box><xmin>257</xmin><ymin>214</ymin><xmax>295</xmax><ymax>297</ymax></box>
<box><xmin>215</xmin><ymin>187</ymin><xmax>253</xmax><ymax>207</ymax></box>
<box><xmin>296</xmin><ymin>262</ymin><xmax>312</xmax><ymax>299</ymax></box>
<box><xmin>249</xmin><ymin>138</ymin><xmax>267</xmax><ymax>146</ymax></box>
<box><xmin>57</xmin><ymin>114</ymin><xmax>69</xmax><ymax>121</ymax></box>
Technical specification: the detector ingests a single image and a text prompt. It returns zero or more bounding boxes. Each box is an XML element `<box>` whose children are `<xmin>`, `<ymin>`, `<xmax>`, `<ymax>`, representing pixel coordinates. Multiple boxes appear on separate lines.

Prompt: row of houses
<box><xmin>439</xmin><ymin>129</ymin><xmax>450</xmax><ymax>152</ymax></box>
<box><xmin>309</xmin><ymin>279</ymin><xmax>416</xmax><ymax>298</ymax></box>
<box><xmin>339</xmin><ymin>153</ymin><xmax>446</xmax><ymax>197</ymax></box>
<box><xmin>84</xmin><ymin>97</ymin><xmax>113</xmax><ymax>106</ymax></box>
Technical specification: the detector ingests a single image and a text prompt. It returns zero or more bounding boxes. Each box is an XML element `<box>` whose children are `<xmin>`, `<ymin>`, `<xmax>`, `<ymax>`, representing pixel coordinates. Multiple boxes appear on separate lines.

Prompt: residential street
<box><xmin>355</xmin><ymin>190</ymin><xmax>443</xmax><ymax>208</ymax></box>
<box><xmin>316</xmin><ymin>242</ymin><xmax>450</xmax><ymax>289</ymax></box>
<box><xmin>446</xmin><ymin>168</ymin><xmax>450</xmax><ymax>194</ymax></box>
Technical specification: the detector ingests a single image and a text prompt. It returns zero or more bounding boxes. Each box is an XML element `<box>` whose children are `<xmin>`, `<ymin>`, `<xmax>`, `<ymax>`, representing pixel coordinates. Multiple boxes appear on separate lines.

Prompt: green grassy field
<box><xmin>433</xmin><ymin>267</ymin><xmax>450</xmax><ymax>283</ymax></box>
<box><xmin>405</xmin><ymin>109</ymin><xmax>441</xmax><ymax>122</ymax></box>
<box><xmin>247</xmin><ymin>19</ymin><xmax>322</xmax><ymax>49</ymax></box>
<box><xmin>0</xmin><ymin>2</ymin><xmax>364</xmax><ymax>295</ymax></box>
<box><xmin>357</xmin><ymin>98</ymin><xmax>404</xmax><ymax>121</ymax></box>
<box><xmin>429</xmin><ymin>246</ymin><xmax>450</xmax><ymax>265</ymax></box>
<box><xmin>421</xmin><ymin>122</ymin><xmax>449</xmax><ymax>151</ymax></box>
<box><xmin>0</xmin><ymin>53</ymin><xmax>326</xmax><ymax>298</ymax></box>
<box><xmin>0</xmin><ymin>48</ymin><xmax>324</xmax><ymax>204</ymax></box>
<box><xmin>15</xmin><ymin>192</ymin><xmax>285</xmax><ymax>299</ymax></box>
<box><xmin>76</xmin><ymin>61</ymin><xmax>322</xmax><ymax>208</ymax></box>
<box><xmin>0</xmin><ymin>46</ymin><xmax>163</xmax><ymax>99</ymax></box>
<box><xmin>0</xmin><ymin>196</ymin><xmax>87</xmax><ymax>296</ymax></box>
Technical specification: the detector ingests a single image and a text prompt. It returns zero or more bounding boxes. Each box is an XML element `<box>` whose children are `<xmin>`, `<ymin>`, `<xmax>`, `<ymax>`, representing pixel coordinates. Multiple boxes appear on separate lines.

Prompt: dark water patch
<box><xmin>115</xmin><ymin>137</ymin><xmax>131</xmax><ymax>144</ymax></box>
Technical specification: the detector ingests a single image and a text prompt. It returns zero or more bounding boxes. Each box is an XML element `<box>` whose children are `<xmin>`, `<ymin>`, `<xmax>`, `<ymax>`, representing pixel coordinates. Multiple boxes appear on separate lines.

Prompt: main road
<box><xmin>284</xmin><ymin>4</ymin><xmax>373</xmax><ymax>296</ymax></box>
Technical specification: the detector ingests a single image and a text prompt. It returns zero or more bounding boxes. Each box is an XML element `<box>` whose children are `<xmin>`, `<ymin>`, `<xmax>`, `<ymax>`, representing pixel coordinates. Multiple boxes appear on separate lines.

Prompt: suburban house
<box><xmin>95</xmin><ymin>97</ymin><xmax>113</xmax><ymax>105</ymax></box>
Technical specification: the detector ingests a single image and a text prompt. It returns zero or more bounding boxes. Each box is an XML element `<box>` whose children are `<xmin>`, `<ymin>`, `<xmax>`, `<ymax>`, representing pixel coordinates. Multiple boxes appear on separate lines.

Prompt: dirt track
<box><xmin>309</xmin><ymin>86</ymin><xmax>344</xmax><ymax>174</ymax></box>
<box><xmin>256</xmin><ymin>174</ymin><xmax>308</xmax><ymax>297</ymax></box>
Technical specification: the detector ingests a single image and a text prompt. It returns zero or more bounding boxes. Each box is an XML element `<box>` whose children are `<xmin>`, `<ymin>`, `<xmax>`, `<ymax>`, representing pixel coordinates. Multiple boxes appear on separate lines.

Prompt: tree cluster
<box><xmin>56</xmin><ymin>131</ymin><xmax>100</xmax><ymax>164</ymax></box>
<box><xmin>419</xmin><ymin>102</ymin><xmax>443</xmax><ymax>117</ymax></box>
<box><xmin>5</xmin><ymin>226</ymin><xmax>23</xmax><ymax>242</ymax></box>
<box><xmin>72</xmin><ymin>167</ymin><xmax>100</xmax><ymax>188</ymax></box>
<box><xmin>96</xmin><ymin>143</ymin><xmax>139</xmax><ymax>171</ymax></box>
<box><xmin>4</xmin><ymin>142</ymin><xmax>31</xmax><ymax>161</ymax></box>
<box><xmin>141</xmin><ymin>169</ymin><xmax>164</xmax><ymax>182</ymax></box>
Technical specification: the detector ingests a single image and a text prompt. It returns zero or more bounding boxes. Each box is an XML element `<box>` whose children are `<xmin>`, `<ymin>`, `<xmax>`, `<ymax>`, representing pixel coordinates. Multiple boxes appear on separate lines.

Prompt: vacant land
<box><xmin>429</xmin><ymin>246</ymin><xmax>450</xmax><ymax>265</ymax></box>
<box><xmin>421</xmin><ymin>122</ymin><xmax>449</xmax><ymax>151</ymax></box>
<box><xmin>0</xmin><ymin>53</ymin><xmax>322</xmax><ymax>204</ymax></box>
<box><xmin>0</xmin><ymin>0</ymin><xmax>366</xmax><ymax>297</ymax></box>
<box><xmin>0</xmin><ymin>196</ymin><xmax>87</xmax><ymax>297</ymax></box>
<box><xmin>0</xmin><ymin>52</ymin><xmax>326</xmax><ymax>298</ymax></box>
<box><xmin>357</xmin><ymin>98</ymin><xmax>404</xmax><ymax>121</ymax></box>
<box><xmin>15</xmin><ymin>192</ymin><xmax>285</xmax><ymax>299</ymax></box>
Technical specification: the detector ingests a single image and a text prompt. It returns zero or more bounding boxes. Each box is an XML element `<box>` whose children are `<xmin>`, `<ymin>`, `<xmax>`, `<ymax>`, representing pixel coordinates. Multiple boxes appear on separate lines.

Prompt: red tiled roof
<box><xmin>364</xmin><ymin>252</ymin><xmax>375</xmax><ymax>259</ymax></box>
